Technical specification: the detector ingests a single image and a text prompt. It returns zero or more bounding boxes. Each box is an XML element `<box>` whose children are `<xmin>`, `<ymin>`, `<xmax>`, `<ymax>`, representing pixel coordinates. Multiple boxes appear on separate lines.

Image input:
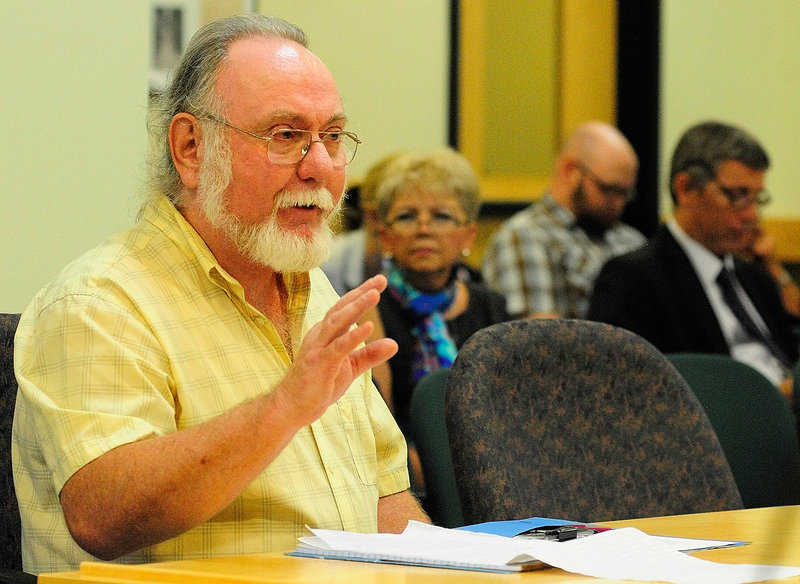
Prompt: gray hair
<box><xmin>145</xmin><ymin>13</ymin><xmax>308</xmax><ymax>206</ymax></box>
<box><xmin>668</xmin><ymin>120</ymin><xmax>769</xmax><ymax>204</ymax></box>
<box><xmin>375</xmin><ymin>148</ymin><xmax>482</xmax><ymax>223</ymax></box>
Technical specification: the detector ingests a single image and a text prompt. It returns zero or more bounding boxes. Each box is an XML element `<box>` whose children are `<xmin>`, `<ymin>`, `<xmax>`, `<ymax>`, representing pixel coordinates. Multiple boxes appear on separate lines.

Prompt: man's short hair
<box><xmin>668</xmin><ymin>120</ymin><xmax>769</xmax><ymax>204</ymax></box>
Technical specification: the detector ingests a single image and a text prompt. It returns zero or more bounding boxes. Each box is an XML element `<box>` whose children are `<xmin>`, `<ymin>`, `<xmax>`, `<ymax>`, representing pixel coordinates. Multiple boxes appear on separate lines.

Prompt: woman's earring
<box><xmin>462</xmin><ymin>248</ymin><xmax>471</xmax><ymax>257</ymax></box>
<box><xmin>383</xmin><ymin>251</ymin><xmax>393</xmax><ymax>260</ymax></box>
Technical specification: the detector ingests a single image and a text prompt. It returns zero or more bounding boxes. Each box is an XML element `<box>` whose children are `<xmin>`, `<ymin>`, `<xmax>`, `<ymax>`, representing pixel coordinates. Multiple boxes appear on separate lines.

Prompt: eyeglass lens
<box><xmin>389</xmin><ymin>211</ymin><xmax>463</xmax><ymax>233</ymax></box>
<box><xmin>582</xmin><ymin>167</ymin><xmax>635</xmax><ymax>202</ymax></box>
<box><xmin>268</xmin><ymin>130</ymin><xmax>358</xmax><ymax>167</ymax></box>
<box><xmin>714</xmin><ymin>182</ymin><xmax>770</xmax><ymax>210</ymax></box>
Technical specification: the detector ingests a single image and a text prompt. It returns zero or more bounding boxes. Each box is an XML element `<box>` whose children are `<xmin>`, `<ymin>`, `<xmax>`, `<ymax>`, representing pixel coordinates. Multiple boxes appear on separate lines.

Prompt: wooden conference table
<box><xmin>39</xmin><ymin>505</ymin><xmax>800</xmax><ymax>584</ymax></box>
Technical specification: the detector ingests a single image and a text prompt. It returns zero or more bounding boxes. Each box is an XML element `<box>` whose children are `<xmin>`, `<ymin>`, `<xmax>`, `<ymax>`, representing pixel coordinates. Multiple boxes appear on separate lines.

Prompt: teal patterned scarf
<box><xmin>385</xmin><ymin>260</ymin><xmax>459</xmax><ymax>382</ymax></box>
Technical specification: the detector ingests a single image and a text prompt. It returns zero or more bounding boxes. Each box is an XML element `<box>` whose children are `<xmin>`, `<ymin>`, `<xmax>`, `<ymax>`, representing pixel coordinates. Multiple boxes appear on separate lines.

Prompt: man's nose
<box><xmin>296</xmin><ymin>139</ymin><xmax>333</xmax><ymax>180</ymax></box>
<box><xmin>736</xmin><ymin>200</ymin><xmax>760</xmax><ymax>222</ymax></box>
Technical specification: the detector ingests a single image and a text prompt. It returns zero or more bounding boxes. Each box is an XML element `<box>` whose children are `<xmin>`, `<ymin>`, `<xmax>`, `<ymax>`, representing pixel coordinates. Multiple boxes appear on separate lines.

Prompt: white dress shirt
<box><xmin>666</xmin><ymin>220</ymin><xmax>786</xmax><ymax>386</ymax></box>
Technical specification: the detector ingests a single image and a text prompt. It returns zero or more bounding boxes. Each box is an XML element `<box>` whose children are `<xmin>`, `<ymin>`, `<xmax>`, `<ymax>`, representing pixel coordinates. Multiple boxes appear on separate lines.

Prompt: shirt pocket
<box><xmin>335</xmin><ymin>394</ymin><xmax>378</xmax><ymax>487</ymax></box>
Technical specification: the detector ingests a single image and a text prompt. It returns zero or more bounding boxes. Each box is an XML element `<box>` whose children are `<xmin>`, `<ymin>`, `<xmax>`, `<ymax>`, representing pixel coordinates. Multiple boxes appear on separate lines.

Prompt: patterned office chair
<box><xmin>0</xmin><ymin>313</ymin><xmax>36</xmax><ymax>583</ymax></box>
<box><xmin>667</xmin><ymin>353</ymin><xmax>800</xmax><ymax>508</ymax></box>
<box><xmin>445</xmin><ymin>318</ymin><xmax>743</xmax><ymax>525</ymax></box>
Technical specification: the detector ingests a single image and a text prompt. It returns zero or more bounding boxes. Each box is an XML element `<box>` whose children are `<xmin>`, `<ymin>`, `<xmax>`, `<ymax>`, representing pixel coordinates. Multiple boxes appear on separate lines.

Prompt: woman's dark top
<box><xmin>378</xmin><ymin>281</ymin><xmax>512</xmax><ymax>435</ymax></box>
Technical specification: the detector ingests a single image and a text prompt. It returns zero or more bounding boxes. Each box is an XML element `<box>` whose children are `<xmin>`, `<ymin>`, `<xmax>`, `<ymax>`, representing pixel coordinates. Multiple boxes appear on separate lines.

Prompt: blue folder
<box><xmin>459</xmin><ymin>517</ymin><xmax>581</xmax><ymax>537</ymax></box>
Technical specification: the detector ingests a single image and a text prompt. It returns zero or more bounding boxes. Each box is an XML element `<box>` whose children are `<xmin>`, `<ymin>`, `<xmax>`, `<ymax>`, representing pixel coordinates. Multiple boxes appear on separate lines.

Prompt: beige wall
<box><xmin>661</xmin><ymin>0</ymin><xmax>800</xmax><ymax>220</ymax></box>
<box><xmin>2</xmin><ymin>1</ymin><xmax>799</xmax><ymax>312</ymax></box>
<box><xmin>1</xmin><ymin>2</ymin><xmax>150</xmax><ymax>313</ymax></box>
<box><xmin>256</xmin><ymin>1</ymin><xmax>450</xmax><ymax>179</ymax></box>
<box><xmin>1</xmin><ymin>1</ymin><xmax>449</xmax><ymax>312</ymax></box>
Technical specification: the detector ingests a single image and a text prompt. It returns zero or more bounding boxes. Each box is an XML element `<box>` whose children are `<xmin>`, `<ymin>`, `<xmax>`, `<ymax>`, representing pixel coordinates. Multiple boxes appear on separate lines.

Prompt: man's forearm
<box><xmin>377</xmin><ymin>489</ymin><xmax>429</xmax><ymax>533</ymax></box>
<box><xmin>60</xmin><ymin>390</ymin><xmax>303</xmax><ymax>560</ymax></box>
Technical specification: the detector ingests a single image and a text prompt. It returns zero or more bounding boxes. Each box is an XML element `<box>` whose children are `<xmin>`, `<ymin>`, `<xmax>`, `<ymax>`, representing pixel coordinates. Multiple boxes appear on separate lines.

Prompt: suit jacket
<box><xmin>587</xmin><ymin>225</ymin><xmax>799</xmax><ymax>364</ymax></box>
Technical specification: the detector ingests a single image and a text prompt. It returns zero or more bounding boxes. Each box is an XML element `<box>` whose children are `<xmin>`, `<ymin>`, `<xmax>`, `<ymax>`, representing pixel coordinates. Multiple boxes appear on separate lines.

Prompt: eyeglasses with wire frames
<box><xmin>385</xmin><ymin>209</ymin><xmax>467</xmax><ymax>235</ymax></box>
<box><xmin>199</xmin><ymin>114</ymin><xmax>361</xmax><ymax>167</ymax></box>
<box><xmin>710</xmin><ymin>180</ymin><xmax>771</xmax><ymax>211</ymax></box>
<box><xmin>580</xmin><ymin>165</ymin><xmax>636</xmax><ymax>202</ymax></box>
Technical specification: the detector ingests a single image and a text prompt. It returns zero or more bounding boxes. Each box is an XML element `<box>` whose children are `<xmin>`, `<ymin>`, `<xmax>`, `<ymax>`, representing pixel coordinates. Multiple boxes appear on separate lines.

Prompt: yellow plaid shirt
<box><xmin>12</xmin><ymin>194</ymin><xmax>409</xmax><ymax>574</ymax></box>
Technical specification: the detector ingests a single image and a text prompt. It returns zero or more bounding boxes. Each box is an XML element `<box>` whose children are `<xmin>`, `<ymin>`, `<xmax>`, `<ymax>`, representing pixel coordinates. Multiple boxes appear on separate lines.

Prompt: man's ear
<box><xmin>557</xmin><ymin>155</ymin><xmax>583</xmax><ymax>190</ymax></box>
<box><xmin>169</xmin><ymin>113</ymin><xmax>201</xmax><ymax>190</ymax></box>
<box><xmin>673</xmin><ymin>171</ymin><xmax>698</xmax><ymax>206</ymax></box>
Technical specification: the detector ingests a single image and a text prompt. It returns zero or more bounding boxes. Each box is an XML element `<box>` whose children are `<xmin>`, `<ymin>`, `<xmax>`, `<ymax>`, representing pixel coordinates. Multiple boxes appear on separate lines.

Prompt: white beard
<box><xmin>199</xmin><ymin>185</ymin><xmax>342</xmax><ymax>273</ymax></box>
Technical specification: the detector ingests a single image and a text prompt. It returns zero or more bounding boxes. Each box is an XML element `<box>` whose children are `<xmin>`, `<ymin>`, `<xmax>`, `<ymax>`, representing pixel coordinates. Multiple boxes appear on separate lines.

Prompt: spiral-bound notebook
<box><xmin>288</xmin><ymin>521</ymin><xmax>800</xmax><ymax>583</ymax></box>
<box><xmin>289</xmin><ymin>521</ymin><xmax>542</xmax><ymax>573</ymax></box>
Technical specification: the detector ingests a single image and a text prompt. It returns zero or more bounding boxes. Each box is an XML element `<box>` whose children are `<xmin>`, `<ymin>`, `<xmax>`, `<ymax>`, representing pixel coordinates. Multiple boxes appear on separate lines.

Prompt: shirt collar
<box><xmin>539</xmin><ymin>191</ymin><xmax>576</xmax><ymax>228</ymax></box>
<box><xmin>666</xmin><ymin>219</ymin><xmax>733</xmax><ymax>287</ymax></box>
<box><xmin>140</xmin><ymin>194</ymin><xmax>310</xmax><ymax>309</ymax></box>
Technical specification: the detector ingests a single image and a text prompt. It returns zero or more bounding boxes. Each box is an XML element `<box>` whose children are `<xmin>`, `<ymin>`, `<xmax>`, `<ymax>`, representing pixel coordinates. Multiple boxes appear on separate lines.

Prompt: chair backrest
<box><xmin>409</xmin><ymin>369</ymin><xmax>464</xmax><ymax>527</ymax></box>
<box><xmin>0</xmin><ymin>314</ymin><xmax>22</xmax><ymax>571</ymax></box>
<box><xmin>667</xmin><ymin>353</ymin><xmax>800</xmax><ymax>508</ymax></box>
<box><xmin>445</xmin><ymin>319</ymin><xmax>743</xmax><ymax>525</ymax></box>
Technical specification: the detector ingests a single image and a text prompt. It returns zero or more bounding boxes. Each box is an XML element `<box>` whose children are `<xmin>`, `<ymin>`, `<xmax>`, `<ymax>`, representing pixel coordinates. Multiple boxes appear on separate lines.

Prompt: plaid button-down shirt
<box><xmin>482</xmin><ymin>193</ymin><xmax>645</xmax><ymax>318</ymax></box>
<box><xmin>13</xmin><ymin>194</ymin><xmax>408</xmax><ymax>574</ymax></box>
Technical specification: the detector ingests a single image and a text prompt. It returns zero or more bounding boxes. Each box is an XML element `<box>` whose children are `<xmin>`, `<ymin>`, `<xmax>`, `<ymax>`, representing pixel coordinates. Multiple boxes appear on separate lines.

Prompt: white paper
<box><xmin>647</xmin><ymin>533</ymin><xmax>743</xmax><ymax>553</ymax></box>
<box><xmin>298</xmin><ymin>521</ymin><xmax>800</xmax><ymax>584</ymax></box>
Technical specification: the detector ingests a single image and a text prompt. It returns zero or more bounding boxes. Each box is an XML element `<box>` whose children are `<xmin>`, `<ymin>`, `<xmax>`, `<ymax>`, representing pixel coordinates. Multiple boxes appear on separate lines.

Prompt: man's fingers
<box><xmin>320</xmin><ymin>289</ymin><xmax>380</xmax><ymax>342</ymax></box>
<box><xmin>289</xmin><ymin>274</ymin><xmax>393</xmax><ymax>407</ymax></box>
<box><xmin>333</xmin><ymin>275</ymin><xmax>387</xmax><ymax>316</ymax></box>
<box><xmin>314</xmin><ymin>320</ymin><xmax>396</xmax><ymax>384</ymax></box>
<box><xmin>325</xmin><ymin>319</ymin><xmax>376</xmax><ymax>359</ymax></box>
<box><xmin>318</xmin><ymin>275</ymin><xmax>387</xmax><ymax>343</ymax></box>
<box><xmin>349</xmin><ymin>338</ymin><xmax>398</xmax><ymax>379</ymax></box>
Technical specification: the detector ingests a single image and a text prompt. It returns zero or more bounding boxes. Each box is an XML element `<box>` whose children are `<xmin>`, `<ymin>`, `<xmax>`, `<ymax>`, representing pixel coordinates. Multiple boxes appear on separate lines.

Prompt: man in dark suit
<box><xmin>588</xmin><ymin>121</ymin><xmax>799</xmax><ymax>399</ymax></box>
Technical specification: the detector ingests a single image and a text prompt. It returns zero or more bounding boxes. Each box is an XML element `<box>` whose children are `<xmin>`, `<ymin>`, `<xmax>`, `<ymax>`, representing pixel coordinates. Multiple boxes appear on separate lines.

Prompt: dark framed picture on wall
<box><xmin>149</xmin><ymin>0</ymin><xmax>200</xmax><ymax>95</ymax></box>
